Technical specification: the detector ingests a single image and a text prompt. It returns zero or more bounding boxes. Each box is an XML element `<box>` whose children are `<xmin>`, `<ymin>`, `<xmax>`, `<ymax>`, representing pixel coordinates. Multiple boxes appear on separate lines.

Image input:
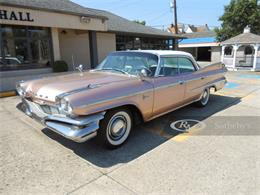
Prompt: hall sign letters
<box><xmin>0</xmin><ymin>10</ymin><xmax>34</xmax><ymax>22</ymax></box>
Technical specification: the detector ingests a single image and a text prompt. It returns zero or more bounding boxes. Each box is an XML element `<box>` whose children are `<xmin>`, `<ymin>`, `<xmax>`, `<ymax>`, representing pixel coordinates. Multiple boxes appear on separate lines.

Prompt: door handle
<box><xmin>179</xmin><ymin>81</ymin><xmax>184</xmax><ymax>85</ymax></box>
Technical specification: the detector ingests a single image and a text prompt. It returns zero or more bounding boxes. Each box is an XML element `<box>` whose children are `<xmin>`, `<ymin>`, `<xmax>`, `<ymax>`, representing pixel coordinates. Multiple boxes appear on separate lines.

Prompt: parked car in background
<box><xmin>16</xmin><ymin>51</ymin><xmax>227</xmax><ymax>148</ymax></box>
<box><xmin>0</xmin><ymin>57</ymin><xmax>21</xmax><ymax>65</ymax></box>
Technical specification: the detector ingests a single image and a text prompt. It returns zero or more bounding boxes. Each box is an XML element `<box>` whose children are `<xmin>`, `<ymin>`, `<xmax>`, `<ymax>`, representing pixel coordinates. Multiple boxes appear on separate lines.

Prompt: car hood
<box><xmin>23</xmin><ymin>71</ymin><xmax>137</xmax><ymax>102</ymax></box>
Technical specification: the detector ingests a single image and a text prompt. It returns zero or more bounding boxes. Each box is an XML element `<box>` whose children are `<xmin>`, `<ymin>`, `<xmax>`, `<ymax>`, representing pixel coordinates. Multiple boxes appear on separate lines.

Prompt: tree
<box><xmin>215</xmin><ymin>0</ymin><xmax>260</xmax><ymax>42</ymax></box>
<box><xmin>133</xmin><ymin>20</ymin><xmax>146</xmax><ymax>26</ymax></box>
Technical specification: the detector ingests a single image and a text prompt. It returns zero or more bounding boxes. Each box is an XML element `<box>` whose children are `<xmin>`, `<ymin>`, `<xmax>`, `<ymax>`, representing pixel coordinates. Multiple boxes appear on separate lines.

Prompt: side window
<box><xmin>146</xmin><ymin>58</ymin><xmax>158</xmax><ymax>76</ymax></box>
<box><xmin>159</xmin><ymin>57</ymin><xmax>179</xmax><ymax>76</ymax></box>
<box><xmin>178</xmin><ymin>57</ymin><xmax>195</xmax><ymax>74</ymax></box>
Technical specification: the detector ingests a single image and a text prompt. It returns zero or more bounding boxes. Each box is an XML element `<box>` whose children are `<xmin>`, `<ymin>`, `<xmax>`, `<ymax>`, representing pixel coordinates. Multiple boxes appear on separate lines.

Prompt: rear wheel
<box><xmin>97</xmin><ymin>108</ymin><xmax>132</xmax><ymax>149</ymax></box>
<box><xmin>196</xmin><ymin>88</ymin><xmax>210</xmax><ymax>107</ymax></box>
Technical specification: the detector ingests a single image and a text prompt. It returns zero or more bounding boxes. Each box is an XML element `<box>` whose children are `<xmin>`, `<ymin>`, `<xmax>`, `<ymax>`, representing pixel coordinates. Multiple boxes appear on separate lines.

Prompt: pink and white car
<box><xmin>17</xmin><ymin>50</ymin><xmax>227</xmax><ymax>148</ymax></box>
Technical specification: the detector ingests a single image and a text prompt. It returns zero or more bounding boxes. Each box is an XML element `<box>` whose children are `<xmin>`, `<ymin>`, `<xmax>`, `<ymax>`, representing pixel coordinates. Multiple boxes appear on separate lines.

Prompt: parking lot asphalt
<box><xmin>1</xmin><ymin>71</ymin><xmax>260</xmax><ymax>195</ymax></box>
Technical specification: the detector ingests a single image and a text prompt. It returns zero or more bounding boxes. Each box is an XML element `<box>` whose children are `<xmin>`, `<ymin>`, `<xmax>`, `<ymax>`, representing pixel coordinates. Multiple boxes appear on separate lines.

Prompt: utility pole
<box><xmin>170</xmin><ymin>0</ymin><xmax>178</xmax><ymax>50</ymax></box>
<box><xmin>172</xmin><ymin>0</ymin><xmax>178</xmax><ymax>34</ymax></box>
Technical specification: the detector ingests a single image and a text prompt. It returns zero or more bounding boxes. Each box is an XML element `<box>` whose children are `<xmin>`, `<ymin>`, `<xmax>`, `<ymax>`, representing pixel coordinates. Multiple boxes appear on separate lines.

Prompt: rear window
<box><xmin>178</xmin><ymin>57</ymin><xmax>195</xmax><ymax>73</ymax></box>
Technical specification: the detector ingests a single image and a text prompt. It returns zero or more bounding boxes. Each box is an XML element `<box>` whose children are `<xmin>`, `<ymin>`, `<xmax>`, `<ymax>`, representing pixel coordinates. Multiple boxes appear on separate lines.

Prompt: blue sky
<box><xmin>72</xmin><ymin>0</ymin><xmax>231</xmax><ymax>29</ymax></box>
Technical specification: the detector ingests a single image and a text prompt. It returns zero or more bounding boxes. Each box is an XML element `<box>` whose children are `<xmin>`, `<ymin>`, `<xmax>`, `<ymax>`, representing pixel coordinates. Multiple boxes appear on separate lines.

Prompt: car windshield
<box><xmin>95</xmin><ymin>52</ymin><xmax>159</xmax><ymax>76</ymax></box>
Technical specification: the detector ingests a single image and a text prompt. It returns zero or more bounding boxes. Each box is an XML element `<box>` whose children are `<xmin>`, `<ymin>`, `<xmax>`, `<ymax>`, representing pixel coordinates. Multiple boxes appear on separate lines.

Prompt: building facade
<box><xmin>0</xmin><ymin>0</ymin><xmax>181</xmax><ymax>92</ymax></box>
<box><xmin>167</xmin><ymin>23</ymin><xmax>210</xmax><ymax>34</ymax></box>
<box><xmin>178</xmin><ymin>31</ymin><xmax>221</xmax><ymax>66</ymax></box>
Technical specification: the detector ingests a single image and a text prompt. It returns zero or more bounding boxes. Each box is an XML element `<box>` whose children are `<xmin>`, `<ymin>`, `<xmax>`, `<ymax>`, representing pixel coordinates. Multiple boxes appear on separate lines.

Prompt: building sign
<box><xmin>0</xmin><ymin>10</ymin><xmax>34</xmax><ymax>22</ymax></box>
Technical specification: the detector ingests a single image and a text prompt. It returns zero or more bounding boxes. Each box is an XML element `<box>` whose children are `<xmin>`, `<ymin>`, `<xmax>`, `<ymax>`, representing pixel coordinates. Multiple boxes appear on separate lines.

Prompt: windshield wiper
<box><xmin>94</xmin><ymin>68</ymin><xmax>130</xmax><ymax>75</ymax></box>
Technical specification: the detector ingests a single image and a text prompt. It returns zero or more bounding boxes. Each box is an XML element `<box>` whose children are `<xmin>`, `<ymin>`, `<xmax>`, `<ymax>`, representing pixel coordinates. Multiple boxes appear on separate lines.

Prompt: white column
<box><xmin>232</xmin><ymin>45</ymin><xmax>239</xmax><ymax>70</ymax></box>
<box><xmin>221</xmin><ymin>45</ymin><xmax>225</xmax><ymax>63</ymax></box>
<box><xmin>51</xmin><ymin>27</ymin><xmax>61</xmax><ymax>61</ymax></box>
<box><xmin>253</xmin><ymin>44</ymin><xmax>259</xmax><ymax>71</ymax></box>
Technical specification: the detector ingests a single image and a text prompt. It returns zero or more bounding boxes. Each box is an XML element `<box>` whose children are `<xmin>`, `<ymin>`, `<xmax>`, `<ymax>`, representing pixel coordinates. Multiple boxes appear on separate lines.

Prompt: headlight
<box><xmin>16</xmin><ymin>83</ymin><xmax>26</xmax><ymax>96</ymax></box>
<box><xmin>57</xmin><ymin>97</ymin><xmax>73</xmax><ymax>115</ymax></box>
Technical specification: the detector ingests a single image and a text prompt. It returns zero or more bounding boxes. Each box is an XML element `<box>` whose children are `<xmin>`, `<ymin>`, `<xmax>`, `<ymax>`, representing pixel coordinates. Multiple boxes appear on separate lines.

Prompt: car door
<box><xmin>178</xmin><ymin>57</ymin><xmax>206</xmax><ymax>103</ymax></box>
<box><xmin>152</xmin><ymin>56</ymin><xmax>185</xmax><ymax>117</ymax></box>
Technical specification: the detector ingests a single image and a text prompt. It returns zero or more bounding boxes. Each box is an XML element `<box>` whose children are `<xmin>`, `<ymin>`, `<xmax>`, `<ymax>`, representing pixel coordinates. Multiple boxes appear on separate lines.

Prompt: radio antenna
<box><xmin>72</xmin><ymin>55</ymin><xmax>75</xmax><ymax>70</ymax></box>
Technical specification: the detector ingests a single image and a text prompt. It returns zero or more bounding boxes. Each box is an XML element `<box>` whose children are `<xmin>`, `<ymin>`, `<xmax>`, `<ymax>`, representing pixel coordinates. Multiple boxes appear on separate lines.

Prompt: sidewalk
<box><xmin>1</xmin><ymin>72</ymin><xmax>260</xmax><ymax>195</ymax></box>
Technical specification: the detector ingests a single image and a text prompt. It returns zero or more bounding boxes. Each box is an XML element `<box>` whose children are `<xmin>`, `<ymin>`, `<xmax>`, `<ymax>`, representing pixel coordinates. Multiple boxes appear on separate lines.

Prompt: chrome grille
<box><xmin>40</xmin><ymin>105</ymin><xmax>60</xmax><ymax>115</ymax></box>
<box><xmin>23</xmin><ymin>99</ymin><xmax>61</xmax><ymax>118</ymax></box>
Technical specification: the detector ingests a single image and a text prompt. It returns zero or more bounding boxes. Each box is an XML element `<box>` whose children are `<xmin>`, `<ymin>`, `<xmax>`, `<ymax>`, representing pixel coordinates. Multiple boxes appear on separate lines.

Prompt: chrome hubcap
<box><xmin>203</xmin><ymin>91</ymin><xmax>208</xmax><ymax>99</ymax></box>
<box><xmin>201</xmin><ymin>89</ymin><xmax>209</xmax><ymax>105</ymax></box>
<box><xmin>109</xmin><ymin>116</ymin><xmax>127</xmax><ymax>141</ymax></box>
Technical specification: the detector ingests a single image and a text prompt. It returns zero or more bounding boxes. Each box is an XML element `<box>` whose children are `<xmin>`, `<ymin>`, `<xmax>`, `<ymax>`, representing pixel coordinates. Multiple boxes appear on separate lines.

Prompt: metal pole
<box><xmin>170</xmin><ymin>0</ymin><xmax>178</xmax><ymax>50</ymax></box>
<box><xmin>173</xmin><ymin>0</ymin><xmax>178</xmax><ymax>34</ymax></box>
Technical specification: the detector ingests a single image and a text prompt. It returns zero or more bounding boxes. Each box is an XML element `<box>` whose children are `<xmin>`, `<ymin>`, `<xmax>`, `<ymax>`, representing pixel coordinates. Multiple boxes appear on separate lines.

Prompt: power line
<box><xmin>145</xmin><ymin>9</ymin><xmax>170</xmax><ymax>22</ymax></box>
<box><xmin>105</xmin><ymin>0</ymin><xmax>141</xmax><ymax>11</ymax></box>
<box><xmin>150</xmin><ymin>23</ymin><xmax>220</xmax><ymax>29</ymax></box>
<box><xmin>133</xmin><ymin>8</ymin><xmax>168</xmax><ymax>20</ymax></box>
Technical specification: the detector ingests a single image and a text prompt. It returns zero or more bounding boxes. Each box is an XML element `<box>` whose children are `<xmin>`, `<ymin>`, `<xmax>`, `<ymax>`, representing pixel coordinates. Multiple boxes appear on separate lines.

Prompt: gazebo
<box><xmin>221</xmin><ymin>26</ymin><xmax>260</xmax><ymax>71</ymax></box>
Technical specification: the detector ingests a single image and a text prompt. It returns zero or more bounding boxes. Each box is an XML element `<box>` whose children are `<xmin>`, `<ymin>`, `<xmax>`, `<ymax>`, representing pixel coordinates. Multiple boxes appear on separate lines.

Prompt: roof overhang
<box><xmin>179</xmin><ymin>42</ymin><xmax>220</xmax><ymax>48</ymax></box>
<box><xmin>112</xmin><ymin>31</ymin><xmax>184</xmax><ymax>39</ymax></box>
<box><xmin>221</xmin><ymin>42</ymin><xmax>260</xmax><ymax>46</ymax></box>
<box><xmin>0</xmin><ymin>2</ymin><xmax>109</xmax><ymax>20</ymax></box>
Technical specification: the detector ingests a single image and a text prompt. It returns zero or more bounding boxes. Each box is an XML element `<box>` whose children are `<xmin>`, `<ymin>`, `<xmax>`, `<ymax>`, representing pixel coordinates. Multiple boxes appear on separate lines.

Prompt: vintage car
<box><xmin>16</xmin><ymin>50</ymin><xmax>227</xmax><ymax>148</ymax></box>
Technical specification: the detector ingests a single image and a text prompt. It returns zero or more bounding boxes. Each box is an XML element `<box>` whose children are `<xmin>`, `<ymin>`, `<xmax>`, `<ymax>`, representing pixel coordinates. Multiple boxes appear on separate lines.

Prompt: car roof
<box><xmin>116</xmin><ymin>50</ymin><xmax>193</xmax><ymax>58</ymax></box>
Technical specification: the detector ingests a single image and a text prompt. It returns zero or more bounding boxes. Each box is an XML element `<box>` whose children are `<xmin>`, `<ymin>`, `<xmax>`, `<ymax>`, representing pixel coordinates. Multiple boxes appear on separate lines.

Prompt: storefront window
<box><xmin>133</xmin><ymin>37</ymin><xmax>141</xmax><ymax>50</ymax></box>
<box><xmin>125</xmin><ymin>36</ymin><xmax>134</xmax><ymax>50</ymax></box>
<box><xmin>116</xmin><ymin>35</ymin><xmax>172</xmax><ymax>51</ymax></box>
<box><xmin>0</xmin><ymin>28</ymin><xmax>3</xmax><ymax>66</ymax></box>
<box><xmin>141</xmin><ymin>38</ymin><xmax>150</xmax><ymax>49</ymax></box>
<box><xmin>0</xmin><ymin>25</ymin><xmax>53</xmax><ymax>71</ymax></box>
<box><xmin>31</xmin><ymin>39</ymin><xmax>51</xmax><ymax>66</ymax></box>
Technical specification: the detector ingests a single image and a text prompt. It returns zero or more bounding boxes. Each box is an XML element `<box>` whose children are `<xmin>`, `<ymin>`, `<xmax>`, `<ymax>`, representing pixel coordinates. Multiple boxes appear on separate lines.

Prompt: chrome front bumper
<box><xmin>21</xmin><ymin>99</ymin><xmax>105</xmax><ymax>143</ymax></box>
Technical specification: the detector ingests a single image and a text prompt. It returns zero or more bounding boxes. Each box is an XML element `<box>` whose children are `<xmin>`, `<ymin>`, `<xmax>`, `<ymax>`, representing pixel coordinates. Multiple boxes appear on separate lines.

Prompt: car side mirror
<box><xmin>138</xmin><ymin>69</ymin><xmax>148</xmax><ymax>81</ymax></box>
<box><xmin>76</xmin><ymin>64</ymin><xmax>84</xmax><ymax>72</ymax></box>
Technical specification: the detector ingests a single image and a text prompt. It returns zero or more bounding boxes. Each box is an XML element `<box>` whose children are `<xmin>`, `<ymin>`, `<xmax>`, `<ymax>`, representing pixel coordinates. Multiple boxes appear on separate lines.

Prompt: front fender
<box><xmin>72</xmin><ymin>90</ymin><xmax>153</xmax><ymax>121</ymax></box>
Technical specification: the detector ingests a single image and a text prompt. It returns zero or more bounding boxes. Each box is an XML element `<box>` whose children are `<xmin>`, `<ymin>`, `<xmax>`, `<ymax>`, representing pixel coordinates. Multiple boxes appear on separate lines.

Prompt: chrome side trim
<box><xmin>148</xmin><ymin>77</ymin><xmax>226</xmax><ymax>121</ymax></box>
<box><xmin>184</xmin><ymin>71</ymin><xmax>225</xmax><ymax>84</ymax></box>
<box><xmin>153</xmin><ymin>82</ymin><xmax>179</xmax><ymax>90</ymax></box>
<box><xmin>78</xmin><ymin>88</ymin><xmax>154</xmax><ymax>109</ymax></box>
<box><xmin>78</xmin><ymin>71</ymin><xmax>226</xmax><ymax>109</ymax></box>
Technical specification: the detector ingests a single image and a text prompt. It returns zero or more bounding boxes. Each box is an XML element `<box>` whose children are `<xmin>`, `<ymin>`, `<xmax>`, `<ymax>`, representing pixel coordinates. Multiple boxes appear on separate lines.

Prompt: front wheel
<box><xmin>196</xmin><ymin>88</ymin><xmax>210</xmax><ymax>107</ymax></box>
<box><xmin>97</xmin><ymin>108</ymin><xmax>132</xmax><ymax>149</ymax></box>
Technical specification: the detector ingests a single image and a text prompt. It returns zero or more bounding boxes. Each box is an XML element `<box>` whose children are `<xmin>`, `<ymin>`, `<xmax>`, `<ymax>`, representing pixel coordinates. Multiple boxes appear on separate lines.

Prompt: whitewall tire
<box><xmin>98</xmin><ymin>108</ymin><xmax>132</xmax><ymax>148</ymax></box>
<box><xmin>196</xmin><ymin>88</ymin><xmax>210</xmax><ymax>107</ymax></box>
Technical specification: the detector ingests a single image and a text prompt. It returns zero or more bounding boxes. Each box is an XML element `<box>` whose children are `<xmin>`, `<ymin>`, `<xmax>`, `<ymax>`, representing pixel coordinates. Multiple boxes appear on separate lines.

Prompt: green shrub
<box><xmin>53</xmin><ymin>60</ymin><xmax>68</xmax><ymax>72</ymax></box>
